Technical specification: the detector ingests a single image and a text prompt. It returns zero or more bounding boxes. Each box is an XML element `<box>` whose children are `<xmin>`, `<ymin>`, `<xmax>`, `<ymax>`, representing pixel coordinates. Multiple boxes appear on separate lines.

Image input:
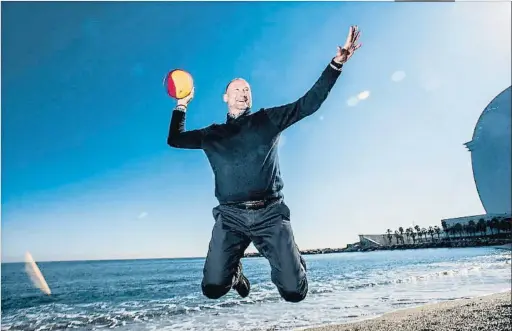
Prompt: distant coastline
<box><xmin>3</xmin><ymin>236</ymin><xmax>509</xmax><ymax>264</ymax></box>
<box><xmin>243</xmin><ymin>237</ymin><xmax>512</xmax><ymax>258</ymax></box>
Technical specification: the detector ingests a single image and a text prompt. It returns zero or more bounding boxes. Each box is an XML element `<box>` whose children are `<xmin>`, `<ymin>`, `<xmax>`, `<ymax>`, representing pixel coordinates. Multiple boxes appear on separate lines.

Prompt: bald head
<box><xmin>223</xmin><ymin>78</ymin><xmax>252</xmax><ymax>116</ymax></box>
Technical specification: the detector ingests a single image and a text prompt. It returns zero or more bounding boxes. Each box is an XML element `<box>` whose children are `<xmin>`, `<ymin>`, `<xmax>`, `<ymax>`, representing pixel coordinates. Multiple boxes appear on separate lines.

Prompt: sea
<box><xmin>1</xmin><ymin>247</ymin><xmax>511</xmax><ymax>331</ymax></box>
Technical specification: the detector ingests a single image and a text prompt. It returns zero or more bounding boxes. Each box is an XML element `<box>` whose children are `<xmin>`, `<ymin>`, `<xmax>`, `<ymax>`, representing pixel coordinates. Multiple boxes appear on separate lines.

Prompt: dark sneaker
<box><xmin>232</xmin><ymin>263</ymin><xmax>250</xmax><ymax>298</ymax></box>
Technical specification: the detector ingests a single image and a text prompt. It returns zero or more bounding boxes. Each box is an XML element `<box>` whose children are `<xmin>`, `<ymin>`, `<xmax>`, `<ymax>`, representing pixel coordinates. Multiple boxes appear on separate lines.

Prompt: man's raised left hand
<box><xmin>334</xmin><ymin>25</ymin><xmax>362</xmax><ymax>64</ymax></box>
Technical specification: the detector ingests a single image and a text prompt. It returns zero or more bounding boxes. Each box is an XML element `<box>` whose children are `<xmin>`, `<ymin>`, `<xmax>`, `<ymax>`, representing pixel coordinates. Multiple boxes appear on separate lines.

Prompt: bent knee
<box><xmin>202</xmin><ymin>283</ymin><xmax>231</xmax><ymax>300</ymax></box>
<box><xmin>280</xmin><ymin>288</ymin><xmax>308</xmax><ymax>302</ymax></box>
<box><xmin>278</xmin><ymin>278</ymin><xmax>308</xmax><ymax>303</ymax></box>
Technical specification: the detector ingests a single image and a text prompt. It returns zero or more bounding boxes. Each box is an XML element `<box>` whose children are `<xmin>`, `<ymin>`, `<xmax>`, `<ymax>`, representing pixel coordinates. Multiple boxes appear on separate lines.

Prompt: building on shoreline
<box><xmin>441</xmin><ymin>86</ymin><xmax>511</xmax><ymax>233</ymax></box>
<box><xmin>464</xmin><ymin>86</ymin><xmax>511</xmax><ymax>215</ymax></box>
<box><xmin>358</xmin><ymin>233</ymin><xmax>416</xmax><ymax>248</ymax></box>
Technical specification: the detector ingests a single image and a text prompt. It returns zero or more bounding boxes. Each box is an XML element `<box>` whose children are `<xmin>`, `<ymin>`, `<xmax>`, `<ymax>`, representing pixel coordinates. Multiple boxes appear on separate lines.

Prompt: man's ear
<box><xmin>223</xmin><ymin>93</ymin><xmax>228</xmax><ymax>103</ymax></box>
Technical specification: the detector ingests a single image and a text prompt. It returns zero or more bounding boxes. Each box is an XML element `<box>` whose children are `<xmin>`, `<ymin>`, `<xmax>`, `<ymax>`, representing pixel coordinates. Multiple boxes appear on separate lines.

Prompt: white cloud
<box><xmin>391</xmin><ymin>70</ymin><xmax>406</xmax><ymax>82</ymax></box>
<box><xmin>138</xmin><ymin>212</ymin><xmax>148</xmax><ymax>219</ymax></box>
<box><xmin>346</xmin><ymin>96</ymin><xmax>359</xmax><ymax>107</ymax></box>
<box><xmin>357</xmin><ymin>90</ymin><xmax>370</xmax><ymax>100</ymax></box>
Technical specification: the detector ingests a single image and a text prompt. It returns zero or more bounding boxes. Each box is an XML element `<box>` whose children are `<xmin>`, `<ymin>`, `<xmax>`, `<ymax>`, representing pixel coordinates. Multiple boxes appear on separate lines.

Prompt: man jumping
<box><xmin>167</xmin><ymin>26</ymin><xmax>361</xmax><ymax>303</ymax></box>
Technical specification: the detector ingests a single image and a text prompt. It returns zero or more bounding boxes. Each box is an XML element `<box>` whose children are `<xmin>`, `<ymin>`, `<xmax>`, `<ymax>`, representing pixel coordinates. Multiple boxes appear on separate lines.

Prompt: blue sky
<box><xmin>2</xmin><ymin>2</ymin><xmax>511</xmax><ymax>262</ymax></box>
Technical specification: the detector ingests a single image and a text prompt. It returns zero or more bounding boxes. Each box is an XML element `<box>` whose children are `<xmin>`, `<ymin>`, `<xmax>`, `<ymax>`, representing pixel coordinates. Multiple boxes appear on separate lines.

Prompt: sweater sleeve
<box><xmin>167</xmin><ymin>109</ymin><xmax>208</xmax><ymax>149</ymax></box>
<box><xmin>263</xmin><ymin>59</ymin><xmax>343</xmax><ymax>132</ymax></box>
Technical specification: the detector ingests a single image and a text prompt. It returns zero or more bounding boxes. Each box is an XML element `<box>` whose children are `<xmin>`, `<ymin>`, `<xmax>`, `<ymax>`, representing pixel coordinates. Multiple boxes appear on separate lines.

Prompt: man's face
<box><xmin>223</xmin><ymin>78</ymin><xmax>252</xmax><ymax>112</ymax></box>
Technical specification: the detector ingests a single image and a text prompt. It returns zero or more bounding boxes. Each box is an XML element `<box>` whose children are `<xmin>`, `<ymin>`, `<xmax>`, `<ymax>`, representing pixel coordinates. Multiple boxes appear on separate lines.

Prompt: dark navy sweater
<box><xmin>167</xmin><ymin>60</ymin><xmax>343</xmax><ymax>204</ymax></box>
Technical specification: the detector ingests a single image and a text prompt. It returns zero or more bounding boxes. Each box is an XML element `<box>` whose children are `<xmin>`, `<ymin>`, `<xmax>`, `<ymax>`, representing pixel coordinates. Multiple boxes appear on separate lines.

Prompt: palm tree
<box><xmin>452</xmin><ymin>225</ymin><xmax>459</xmax><ymax>237</ymax></box>
<box><xmin>453</xmin><ymin>223</ymin><xmax>463</xmax><ymax>238</ymax></box>
<box><xmin>487</xmin><ymin>219</ymin><xmax>494</xmax><ymax>235</ymax></box>
<box><xmin>499</xmin><ymin>218</ymin><xmax>511</xmax><ymax>233</ymax></box>
<box><xmin>428</xmin><ymin>226</ymin><xmax>435</xmax><ymax>241</ymax></box>
<box><xmin>414</xmin><ymin>225</ymin><xmax>421</xmax><ymax>242</ymax></box>
<box><xmin>410</xmin><ymin>231</ymin><xmax>417</xmax><ymax>243</ymax></box>
<box><xmin>477</xmin><ymin>218</ymin><xmax>487</xmax><ymax>236</ymax></box>
<box><xmin>394</xmin><ymin>230</ymin><xmax>401</xmax><ymax>244</ymax></box>
<box><xmin>468</xmin><ymin>220</ymin><xmax>476</xmax><ymax>236</ymax></box>
<box><xmin>441</xmin><ymin>220</ymin><xmax>449</xmax><ymax>239</ymax></box>
<box><xmin>434</xmin><ymin>225</ymin><xmax>441</xmax><ymax>239</ymax></box>
<box><xmin>405</xmin><ymin>228</ymin><xmax>412</xmax><ymax>244</ymax></box>
<box><xmin>421</xmin><ymin>228</ymin><xmax>428</xmax><ymax>241</ymax></box>
<box><xmin>386</xmin><ymin>229</ymin><xmax>393</xmax><ymax>244</ymax></box>
<box><xmin>491</xmin><ymin>217</ymin><xmax>500</xmax><ymax>234</ymax></box>
<box><xmin>399</xmin><ymin>227</ymin><xmax>404</xmax><ymax>238</ymax></box>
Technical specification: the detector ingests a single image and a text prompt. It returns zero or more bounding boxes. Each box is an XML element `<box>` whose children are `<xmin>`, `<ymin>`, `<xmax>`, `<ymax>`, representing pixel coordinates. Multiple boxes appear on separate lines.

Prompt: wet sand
<box><xmin>302</xmin><ymin>291</ymin><xmax>511</xmax><ymax>331</ymax></box>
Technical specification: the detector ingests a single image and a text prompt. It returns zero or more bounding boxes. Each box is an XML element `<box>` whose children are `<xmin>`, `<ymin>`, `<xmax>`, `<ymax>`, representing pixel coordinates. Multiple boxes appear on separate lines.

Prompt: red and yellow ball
<box><xmin>164</xmin><ymin>69</ymin><xmax>194</xmax><ymax>99</ymax></box>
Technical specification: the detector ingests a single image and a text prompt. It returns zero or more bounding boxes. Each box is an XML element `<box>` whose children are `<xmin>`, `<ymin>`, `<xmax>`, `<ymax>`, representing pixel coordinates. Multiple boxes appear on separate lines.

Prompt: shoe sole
<box><xmin>234</xmin><ymin>273</ymin><xmax>250</xmax><ymax>298</ymax></box>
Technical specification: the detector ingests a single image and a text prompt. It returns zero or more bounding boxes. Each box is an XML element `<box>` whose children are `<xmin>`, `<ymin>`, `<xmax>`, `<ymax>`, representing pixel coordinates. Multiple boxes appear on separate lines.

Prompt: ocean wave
<box><xmin>2</xmin><ymin>251</ymin><xmax>510</xmax><ymax>331</ymax></box>
<box><xmin>314</xmin><ymin>258</ymin><xmax>510</xmax><ymax>292</ymax></box>
<box><xmin>0</xmin><ymin>288</ymin><xmax>286</xmax><ymax>331</ymax></box>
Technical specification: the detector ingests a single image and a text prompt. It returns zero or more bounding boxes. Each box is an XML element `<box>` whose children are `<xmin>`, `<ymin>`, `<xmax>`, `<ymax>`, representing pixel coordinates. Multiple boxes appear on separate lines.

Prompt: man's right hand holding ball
<box><xmin>176</xmin><ymin>87</ymin><xmax>195</xmax><ymax>111</ymax></box>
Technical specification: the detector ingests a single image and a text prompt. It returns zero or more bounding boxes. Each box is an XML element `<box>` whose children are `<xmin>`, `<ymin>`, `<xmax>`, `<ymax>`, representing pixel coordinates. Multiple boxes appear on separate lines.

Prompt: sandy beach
<box><xmin>303</xmin><ymin>291</ymin><xmax>511</xmax><ymax>331</ymax></box>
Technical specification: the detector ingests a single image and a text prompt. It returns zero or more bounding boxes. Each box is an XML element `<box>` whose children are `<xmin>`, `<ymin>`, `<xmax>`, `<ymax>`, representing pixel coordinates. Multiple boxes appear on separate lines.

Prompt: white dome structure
<box><xmin>464</xmin><ymin>86</ymin><xmax>511</xmax><ymax>214</ymax></box>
